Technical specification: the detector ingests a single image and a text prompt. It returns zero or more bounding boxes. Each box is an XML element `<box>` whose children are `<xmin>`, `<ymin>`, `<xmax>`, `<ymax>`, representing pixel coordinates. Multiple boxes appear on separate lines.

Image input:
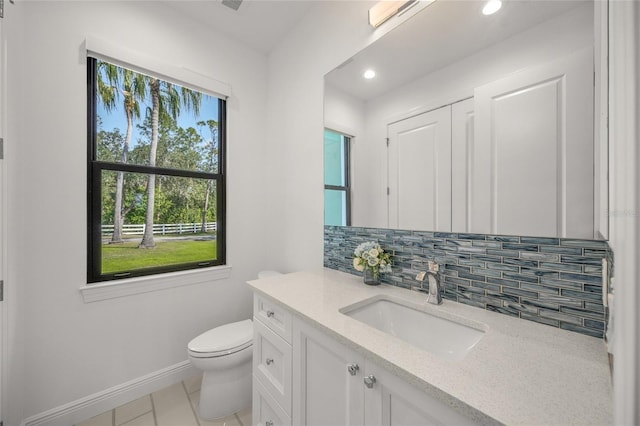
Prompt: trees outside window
<box><xmin>88</xmin><ymin>58</ymin><xmax>226</xmax><ymax>282</ymax></box>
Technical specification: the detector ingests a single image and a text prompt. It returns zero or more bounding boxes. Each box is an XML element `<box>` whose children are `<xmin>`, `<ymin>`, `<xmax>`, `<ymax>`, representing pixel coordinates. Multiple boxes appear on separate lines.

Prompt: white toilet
<box><xmin>187</xmin><ymin>270</ymin><xmax>281</xmax><ymax>420</ymax></box>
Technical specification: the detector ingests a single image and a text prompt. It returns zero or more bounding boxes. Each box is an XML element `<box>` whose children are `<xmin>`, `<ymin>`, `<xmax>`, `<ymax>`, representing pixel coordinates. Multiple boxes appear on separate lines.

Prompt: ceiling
<box><xmin>325</xmin><ymin>0</ymin><xmax>590</xmax><ymax>101</ymax></box>
<box><xmin>162</xmin><ymin>0</ymin><xmax>315</xmax><ymax>54</ymax></box>
<box><xmin>162</xmin><ymin>0</ymin><xmax>589</xmax><ymax>96</ymax></box>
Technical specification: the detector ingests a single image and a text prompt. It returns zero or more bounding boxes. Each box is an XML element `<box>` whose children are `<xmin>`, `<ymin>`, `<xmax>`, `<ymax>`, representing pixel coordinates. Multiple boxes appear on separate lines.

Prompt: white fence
<box><xmin>102</xmin><ymin>222</ymin><xmax>217</xmax><ymax>236</ymax></box>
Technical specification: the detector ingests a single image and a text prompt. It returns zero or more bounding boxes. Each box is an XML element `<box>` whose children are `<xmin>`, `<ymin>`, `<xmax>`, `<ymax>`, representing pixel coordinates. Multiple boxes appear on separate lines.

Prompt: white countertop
<box><xmin>247</xmin><ymin>268</ymin><xmax>612</xmax><ymax>426</ymax></box>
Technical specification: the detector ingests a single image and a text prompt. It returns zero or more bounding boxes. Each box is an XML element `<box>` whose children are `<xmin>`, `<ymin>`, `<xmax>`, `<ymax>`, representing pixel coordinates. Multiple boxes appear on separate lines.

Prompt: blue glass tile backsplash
<box><xmin>324</xmin><ymin>225</ymin><xmax>612</xmax><ymax>338</ymax></box>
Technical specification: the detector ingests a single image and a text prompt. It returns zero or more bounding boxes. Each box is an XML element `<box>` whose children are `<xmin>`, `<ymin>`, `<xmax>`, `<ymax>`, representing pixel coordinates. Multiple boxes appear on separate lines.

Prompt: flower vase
<box><xmin>363</xmin><ymin>268</ymin><xmax>381</xmax><ymax>286</ymax></box>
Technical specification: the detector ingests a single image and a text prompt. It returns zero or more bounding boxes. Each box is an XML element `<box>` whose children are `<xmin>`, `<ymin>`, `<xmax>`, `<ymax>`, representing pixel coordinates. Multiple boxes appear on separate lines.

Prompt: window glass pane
<box><xmin>324</xmin><ymin>129</ymin><xmax>347</xmax><ymax>186</ymax></box>
<box><xmin>101</xmin><ymin>170</ymin><xmax>218</xmax><ymax>275</ymax></box>
<box><xmin>96</xmin><ymin>61</ymin><xmax>220</xmax><ymax>174</ymax></box>
<box><xmin>325</xmin><ymin>189</ymin><xmax>347</xmax><ymax>226</ymax></box>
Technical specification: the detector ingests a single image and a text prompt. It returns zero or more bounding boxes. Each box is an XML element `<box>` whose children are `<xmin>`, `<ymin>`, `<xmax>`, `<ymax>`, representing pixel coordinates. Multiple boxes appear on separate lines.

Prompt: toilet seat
<box><xmin>188</xmin><ymin>340</ymin><xmax>252</xmax><ymax>358</ymax></box>
<box><xmin>188</xmin><ymin>319</ymin><xmax>253</xmax><ymax>358</ymax></box>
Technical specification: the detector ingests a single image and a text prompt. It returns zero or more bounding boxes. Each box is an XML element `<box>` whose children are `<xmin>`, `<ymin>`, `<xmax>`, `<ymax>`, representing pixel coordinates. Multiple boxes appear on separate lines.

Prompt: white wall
<box><xmin>5</xmin><ymin>1</ymin><xmax>269</xmax><ymax>423</ymax></box>
<box><xmin>263</xmin><ymin>0</ymin><xmax>434</xmax><ymax>271</ymax></box>
<box><xmin>329</xmin><ymin>3</ymin><xmax>594</xmax><ymax>229</ymax></box>
<box><xmin>264</xmin><ymin>1</ymin><xmax>374</xmax><ymax>272</ymax></box>
<box><xmin>323</xmin><ymin>84</ymin><xmax>366</xmax><ymax>226</ymax></box>
<box><xmin>324</xmin><ymin>84</ymin><xmax>365</xmax><ymax>140</ymax></box>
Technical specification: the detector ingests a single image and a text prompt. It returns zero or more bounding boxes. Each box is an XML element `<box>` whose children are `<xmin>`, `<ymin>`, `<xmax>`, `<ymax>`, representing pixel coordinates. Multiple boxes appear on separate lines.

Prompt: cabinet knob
<box><xmin>266</xmin><ymin>358</ymin><xmax>274</xmax><ymax>365</ymax></box>
<box><xmin>266</xmin><ymin>310</ymin><xmax>275</xmax><ymax>318</ymax></box>
<box><xmin>265</xmin><ymin>421</ymin><xmax>274</xmax><ymax>426</ymax></box>
<box><xmin>364</xmin><ymin>374</ymin><xmax>376</xmax><ymax>389</ymax></box>
<box><xmin>347</xmin><ymin>363</ymin><xmax>360</xmax><ymax>376</ymax></box>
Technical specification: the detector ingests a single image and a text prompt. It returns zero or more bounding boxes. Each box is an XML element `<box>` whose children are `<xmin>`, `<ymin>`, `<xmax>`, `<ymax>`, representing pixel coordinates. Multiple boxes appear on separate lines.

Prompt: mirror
<box><xmin>324</xmin><ymin>0</ymin><xmax>605</xmax><ymax>239</ymax></box>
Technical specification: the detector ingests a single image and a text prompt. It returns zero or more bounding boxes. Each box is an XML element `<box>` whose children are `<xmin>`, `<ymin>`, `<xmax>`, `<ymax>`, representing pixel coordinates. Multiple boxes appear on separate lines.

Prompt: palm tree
<box><xmin>197</xmin><ymin>119</ymin><xmax>219</xmax><ymax>233</ymax></box>
<box><xmin>139</xmin><ymin>79</ymin><xmax>202</xmax><ymax>249</ymax></box>
<box><xmin>96</xmin><ymin>61</ymin><xmax>148</xmax><ymax>244</ymax></box>
<box><xmin>96</xmin><ymin>62</ymin><xmax>118</xmax><ymax>115</ymax></box>
<box><xmin>112</xmin><ymin>68</ymin><xmax>147</xmax><ymax>243</ymax></box>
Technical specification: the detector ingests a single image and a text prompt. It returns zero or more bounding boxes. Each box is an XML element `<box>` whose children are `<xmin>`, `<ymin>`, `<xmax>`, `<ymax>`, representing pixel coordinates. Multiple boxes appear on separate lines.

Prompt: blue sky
<box><xmin>97</xmin><ymin>86</ymin><xmax>220</xmax><ymax>147</ymax></box>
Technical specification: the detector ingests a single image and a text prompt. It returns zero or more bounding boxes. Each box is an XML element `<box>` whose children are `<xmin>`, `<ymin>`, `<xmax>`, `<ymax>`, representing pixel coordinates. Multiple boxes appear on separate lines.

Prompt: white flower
<box><xmin>353</xmin><ymin>241</ymin><xmax>392</xmax><ymax>278</ymax></box>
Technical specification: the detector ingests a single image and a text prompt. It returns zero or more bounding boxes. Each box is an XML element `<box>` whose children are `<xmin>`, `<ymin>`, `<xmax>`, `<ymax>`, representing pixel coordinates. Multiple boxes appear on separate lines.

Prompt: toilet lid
<box><xmin>188</xmin><ymin>319</ymin><xmax>253</xmax><ymax>355</ymax></box>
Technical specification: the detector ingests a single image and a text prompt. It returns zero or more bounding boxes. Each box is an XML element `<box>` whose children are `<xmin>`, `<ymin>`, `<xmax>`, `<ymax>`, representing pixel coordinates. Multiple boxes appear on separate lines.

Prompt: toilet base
<box><xmin>198</xmin><ymin>367</ymin><xmax>251</xmax><ymax>420</ymax></box>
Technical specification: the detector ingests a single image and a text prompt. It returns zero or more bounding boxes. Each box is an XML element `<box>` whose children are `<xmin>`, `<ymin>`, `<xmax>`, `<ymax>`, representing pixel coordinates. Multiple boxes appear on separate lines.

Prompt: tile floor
<box><xmin>75</xmin><ymin>374</ymin><xmax>251</xmax><ymax>426</ymax></box>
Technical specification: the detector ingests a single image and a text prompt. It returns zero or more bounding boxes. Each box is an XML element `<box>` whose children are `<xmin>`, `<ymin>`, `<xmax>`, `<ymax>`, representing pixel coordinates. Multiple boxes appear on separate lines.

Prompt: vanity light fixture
<box><xmin>368</xmin><ymin>0</ymin><xmax>417</xmax><ymax>28</ymax></box>
<box><xmin>482</xmin><ymin>0</ymin><xmax>502</xmax><ymax>15</ymax></box>
<box><xmin>363</xmin><ymin>69</ymin><xmax>376</xmax><ymax>79</ymax></box>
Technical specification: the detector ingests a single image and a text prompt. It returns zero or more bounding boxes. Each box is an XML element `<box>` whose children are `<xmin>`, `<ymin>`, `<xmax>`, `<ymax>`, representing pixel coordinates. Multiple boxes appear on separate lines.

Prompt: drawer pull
<box><xmin>266</xmin><ymin>310</ymin><xmax>275</xmax><ymax>318</ymax></box>
<box><xmin>347</xmin><ymin>363</ymin><xmax>360</xmax><ymax>376</ymax></box>
<box><xmin>364</xmin><ymin>375</ymin><xmax>376</xmax><ymax>389</ymax></box>
<box><xmin>265</xmin><ymin>421</ymin><xmax>274</xmax><ymax>426</ymax></box>
<box><xmin>266</xmin><ymin>358</ymin><xmax>274</xmax><ymax>365</ymax></box>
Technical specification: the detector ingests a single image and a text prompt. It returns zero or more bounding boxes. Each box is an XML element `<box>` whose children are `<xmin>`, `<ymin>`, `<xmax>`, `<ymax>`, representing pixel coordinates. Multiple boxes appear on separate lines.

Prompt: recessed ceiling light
<box><xmin>482</xmin><ymin>0</ymin><xmax>502</xmax><ymax>15</ymax></box>
<box><xmin>363</xmin><ymin>69</ymin><xmax>376</xmax><ymax>79</ymax></box>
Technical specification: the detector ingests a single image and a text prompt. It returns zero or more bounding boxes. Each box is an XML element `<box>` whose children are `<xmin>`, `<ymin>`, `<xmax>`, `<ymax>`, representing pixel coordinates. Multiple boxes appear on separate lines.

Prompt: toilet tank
<box><xmin>258</xmin><ymin>270</ymin><xmax>282</xmax><ymax>279</ymax></box>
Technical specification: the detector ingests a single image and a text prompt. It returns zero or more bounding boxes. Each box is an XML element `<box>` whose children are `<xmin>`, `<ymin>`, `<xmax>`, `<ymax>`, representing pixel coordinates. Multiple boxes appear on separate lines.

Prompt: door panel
<box><xmin>473</xmin><ymin>48</ymin><xmax>594</xmax><ymax>237</ymax></box>
<box><xmin>292</xmin><ymin>320</ymin><xmax>364</xmax><ymax>426</ymax></box>
<box><xmin>388</xmin><ymin>106</ymin><xmax>452</xmax><ymax>231</ymax></box>
<box><xmin>364</xmin><ymin>362</ymin><xmax>477</xmax><ymax>426</ymax></box>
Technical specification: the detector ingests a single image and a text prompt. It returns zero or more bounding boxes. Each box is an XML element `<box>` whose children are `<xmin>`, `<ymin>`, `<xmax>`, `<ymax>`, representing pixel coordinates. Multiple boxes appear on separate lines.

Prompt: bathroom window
<box><xmin>87</xmin><ymin>57</ymin><xmax>226</xmax><ymax>282</ymax></box>
<box><xmin>324</xmin><ymin>129</ymin><xmax>351</xmax><ymax>226</ymax></box>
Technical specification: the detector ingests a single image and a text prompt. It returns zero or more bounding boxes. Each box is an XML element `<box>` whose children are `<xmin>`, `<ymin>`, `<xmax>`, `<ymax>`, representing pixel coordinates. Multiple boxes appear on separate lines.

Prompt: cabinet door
<box><xmin>473</xmin><ymin>48</ymin><xmax>593</xmax><ymax>238</ymax></box>
<box><xmin>388</xmin><ymin>105</ymin><xmax>452</xmax><ymax>231</ymax></box>
<box><xmin>292</xmin><ymin>319</ymin><xmax>365</xmax><ymax>426</ymax></box>
<box><xmin>363</xmin><ymin>363</ymin><xmax>477</xmax><ymax>426</ymax></box>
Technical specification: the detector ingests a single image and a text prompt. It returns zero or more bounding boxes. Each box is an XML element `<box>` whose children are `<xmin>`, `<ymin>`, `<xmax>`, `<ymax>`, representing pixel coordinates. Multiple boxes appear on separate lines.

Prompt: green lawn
<box><xmin>102</xmin><ymin>238</ymin><xmax>217</xmax><ymax>274</ymax></box>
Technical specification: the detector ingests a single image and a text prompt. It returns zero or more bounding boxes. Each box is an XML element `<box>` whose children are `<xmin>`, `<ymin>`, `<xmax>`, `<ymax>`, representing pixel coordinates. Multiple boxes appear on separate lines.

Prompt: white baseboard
<box><xmin>21</xmin><ymin>360</ymin><xmax>198</xmax><ymax>426</ymax></box>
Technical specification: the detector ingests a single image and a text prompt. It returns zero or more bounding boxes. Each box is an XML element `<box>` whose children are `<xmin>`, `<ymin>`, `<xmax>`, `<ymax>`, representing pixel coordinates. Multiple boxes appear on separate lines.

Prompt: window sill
<box><xmin>79</xmin><ymin>265</ymin><xmax>232</xmax><ymax>303</ymax></box>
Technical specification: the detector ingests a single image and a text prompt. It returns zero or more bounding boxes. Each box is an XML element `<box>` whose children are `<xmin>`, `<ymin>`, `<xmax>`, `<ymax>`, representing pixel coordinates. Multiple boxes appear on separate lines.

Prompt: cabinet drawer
<box><xmin>254</xmin><ymin>294</ymin><xmax>292</xmax><ymax>343</ymax></box>
<box><xmin>254</xmin><ymin>317</ymin><xmax>292</xmax><ymax>414</ymax></box>
<box><xmin>253</xmin><ymin>375</ymin><xmax>292</xmax><ymax>426</ymax></box>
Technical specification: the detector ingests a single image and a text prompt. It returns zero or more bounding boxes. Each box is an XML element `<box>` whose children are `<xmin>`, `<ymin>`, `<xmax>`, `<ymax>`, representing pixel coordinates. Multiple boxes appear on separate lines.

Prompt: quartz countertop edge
<box><xmin>247</xmin><ymin>268</ymin><xmax>612</xmax><ymax>426</ymax></box>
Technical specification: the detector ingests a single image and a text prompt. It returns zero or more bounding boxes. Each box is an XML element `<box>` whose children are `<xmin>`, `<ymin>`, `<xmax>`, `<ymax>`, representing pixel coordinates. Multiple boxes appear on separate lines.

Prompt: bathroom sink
<box><xmin>340</xmin><ymin>297</ymin><xmax>486</xmax><ymax>360</ymax></box>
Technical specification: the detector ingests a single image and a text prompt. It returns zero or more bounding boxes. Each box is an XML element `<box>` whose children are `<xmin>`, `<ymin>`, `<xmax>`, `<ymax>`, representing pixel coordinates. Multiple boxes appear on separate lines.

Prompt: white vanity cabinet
<box><xmin>249</xmin><ymin>270</ymin><xmax>613</xmax><ymax>425</ymax></box>
<box><xmin>253</xmin><ymin>294</ymin><xmax>293</xmax><ymax>426</ymax></box>
<box><xmin>253</xmin><ymin>293</ymin><xmax>478</xmax><ymax>426</ymax></box>
<box><xmin>292</xmin><ymin>317</ymin><xmax>366</xmax><ymax>425</ymax></box>
<box><xmin>293</xmin><ymin>317</ymin><xmax>477</xmax><ymax>426</ymax></box>
<box><xmin>363</xmin><ymin>362</ymin><xmax>477</xmax><ymax>426</ymax></box>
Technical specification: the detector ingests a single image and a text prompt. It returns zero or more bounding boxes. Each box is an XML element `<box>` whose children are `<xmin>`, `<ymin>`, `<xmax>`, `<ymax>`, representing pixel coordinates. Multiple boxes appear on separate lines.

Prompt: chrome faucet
<box><xmin>417</xmin><ymin>261</ymin><xmax>442</xmax><ymax>305</ymax></box>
